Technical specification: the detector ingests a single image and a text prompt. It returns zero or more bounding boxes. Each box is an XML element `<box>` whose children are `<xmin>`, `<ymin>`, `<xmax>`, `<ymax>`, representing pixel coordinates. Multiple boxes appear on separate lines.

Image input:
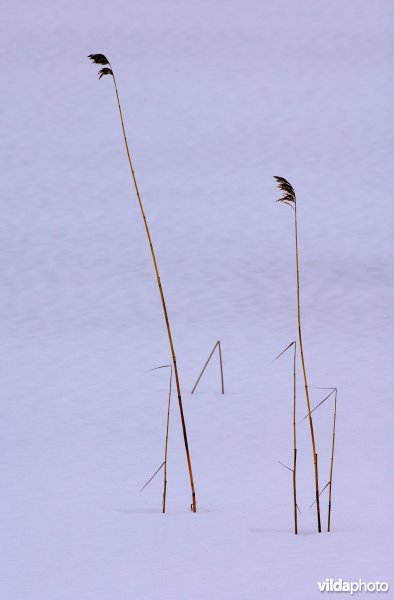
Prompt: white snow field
<box><xmin>1</xmin><ymin>1</ymin><xmax>393</xmax><ymax>598</ymax></box>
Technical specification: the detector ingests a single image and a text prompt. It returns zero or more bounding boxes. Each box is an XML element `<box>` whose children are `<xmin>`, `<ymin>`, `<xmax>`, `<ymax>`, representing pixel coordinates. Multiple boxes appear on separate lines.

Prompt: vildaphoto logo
<box><xmin>317</xmin><ymin>579</ymin><xmax>389</xmax><ymax>594</ymax></box>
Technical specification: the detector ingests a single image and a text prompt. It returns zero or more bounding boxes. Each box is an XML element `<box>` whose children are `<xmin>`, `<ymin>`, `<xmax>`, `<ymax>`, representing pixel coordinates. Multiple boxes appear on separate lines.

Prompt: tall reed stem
<box><xmin>89</xmin><ymin>55</ymin><xmax>197</xmax><ymax>512</ymax></box>
<box><xmin>274</xmin><ymin>176</ymin><xmax>321</xmax><ymax>532</ymax></box>
<box><xmin>112</xmin><ymin>73</ymin><xmax>197</xmax><ymax>512</ymax></box>
<box><xmin>294</xmin><ymin>204</ymin><xmax>321</xmax><ymax>532</ymax></box>
<box><xmin>328</xmin><ymin>388</ymin><xmax>337</xmax><ymax>532</ymax></box>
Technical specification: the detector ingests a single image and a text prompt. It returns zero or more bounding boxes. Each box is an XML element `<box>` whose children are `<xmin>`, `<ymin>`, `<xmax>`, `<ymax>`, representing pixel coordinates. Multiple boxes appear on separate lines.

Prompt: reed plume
<box><xmin>274</xmin><ymin>176</ymin><xmax>321</xmax><ymax>532</ymax></box>
<box><xmin>88</xmin><ymin>54</ymin><xmax>197</xmax><ymax>512</ymax></box>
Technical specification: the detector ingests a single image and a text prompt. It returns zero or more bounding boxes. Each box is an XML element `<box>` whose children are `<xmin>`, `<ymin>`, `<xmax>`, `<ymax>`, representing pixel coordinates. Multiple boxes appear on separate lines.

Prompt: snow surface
<box><xmin>1</xmin><ymin>1</ymin><xmax>393</xmax><ymax>598</ymax></box>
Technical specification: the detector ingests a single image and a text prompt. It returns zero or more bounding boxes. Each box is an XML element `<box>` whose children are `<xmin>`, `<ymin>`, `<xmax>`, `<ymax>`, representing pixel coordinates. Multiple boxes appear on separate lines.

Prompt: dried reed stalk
<box><xmin>89</xmin><ymin>54</ymin><xmax>197</xmax><ymax>512</ymax></box>
<box><xmin>274</xmin><ymin>176</ymin><xmax>321</xmax><ymax>532</ymax></box>
<box><xmin>145</xmin><ymin>364</ymin><xmax>173</xmax><ymax>512</ymax></box>
<box><xmin>162</xmin><ymin>365</ymin><xmax>173</xmax><ymax>513</ymax></box>
<box><xmin>303</xmin><ymin>386</ymin><xmax>338</xmax><ymax>530</ymax></box>
<box><xmin>275</xmin><ymin>340</ymin><xmax>298</xmax><ymax>534</ymax></box>
<box><xmin>328</xmin><ymin>388</ymin><xmax>337</xmax><ymax>532</ymax></box>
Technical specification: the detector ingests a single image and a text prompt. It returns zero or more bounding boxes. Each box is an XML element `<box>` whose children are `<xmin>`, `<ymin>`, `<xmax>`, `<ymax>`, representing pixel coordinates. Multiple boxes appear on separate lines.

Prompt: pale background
<box><xmin>0</xmin><ymin>1</ymin><xmax>393</xmax><ymax>598</ymax></box>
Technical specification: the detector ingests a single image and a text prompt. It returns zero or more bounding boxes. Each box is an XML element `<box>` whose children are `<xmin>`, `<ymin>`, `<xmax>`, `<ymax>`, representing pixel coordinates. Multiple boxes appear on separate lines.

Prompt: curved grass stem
<box><xmin>89</xmin><ymin>55</ymin><xmax>197</xmax><ymax>512</ymax></box>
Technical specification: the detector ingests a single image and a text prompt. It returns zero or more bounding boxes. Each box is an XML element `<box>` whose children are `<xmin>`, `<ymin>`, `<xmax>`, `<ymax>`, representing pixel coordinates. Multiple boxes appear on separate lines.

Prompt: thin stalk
<box><xmin>294</xmin><ymin>204</ymin><xmax>321</xmax><ymax>532</ymax></box>
<box><xmin>278</xmin><ymin>461</ymin><xmax>293</xmax><ymax>473</ymax></box>
<box><xmin>292</xmin><ymin>341</ymin><xmax>298</xmax><ymax>535</ymax></box>
<box><xmin>112</xmin><ymin>73</ymin><xmax>196</xmax><ymax>512</ymax></box>
<box><xmin>89</xmin><ymin>56</ymin><xmax>196</xmax><ymax>512</ymax></box>
<box><xmin>162</xmin><ymin>366</ymin><xmax>173</xmax><ymax>513</ymax></box>
<box><xmin>218</xmin><ymin>341</ymin><xmax>225</xmax><ymax>394</ymax></box>
<box><xmin>299</xmin><ymin>389</ymin><xmax>336</xmax><ymax>423</ymax></box>
<box><xmin>191</xmin><ymin>340</ymin><xmax>224</xmax><ymax>395</ymax></box>
<box><xmin>275</xmin><ymin>340</ymin><xmax>297</xmax><ymax>534</ymax></box>
<box><xmin>328</xmin><ymin>388</ymin><xmax>337</xmax><ymax>532</ymax></box>
<box><xmin>309</xmin><ymin>480</ymin><xmax>330</xmax><ymax>509</ymax></box>
<box><xmin>145</xmin><ymin>364</ymin><xmax>173</xmax><ymax>512</ymax></box>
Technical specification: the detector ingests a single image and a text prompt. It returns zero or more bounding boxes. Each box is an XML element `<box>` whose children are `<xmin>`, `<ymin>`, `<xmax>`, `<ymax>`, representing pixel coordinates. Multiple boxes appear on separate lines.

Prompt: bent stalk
<box><xmin>89</xmin><ymin>54</ymin><xmax>197</xmax><ymax>512</ymax></box>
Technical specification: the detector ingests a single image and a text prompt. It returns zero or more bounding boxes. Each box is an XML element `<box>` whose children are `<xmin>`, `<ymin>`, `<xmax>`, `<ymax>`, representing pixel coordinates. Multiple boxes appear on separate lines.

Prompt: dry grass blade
<box><xmin>299</xmin><ymin>389</ymin><xmax>336</xmax><ymax>423</ymax></box>
<box><xmin>273</xmin><ymin>340</ymin><xmax>295</xmax><ymax>361</ymax></box>
<box><xmin>88</xmin><ymin>53</ymin><xmax>197</xmax><ymax>512</ymax></box>
<box><xmin>191</xmin><ymin>340</ymin><xmax>224</xmax><ymax>395</ymax></box>
<box><xmin>309</xmin><ymin>481</ymin><xmax>330</xmax><ymax>509</ymax></box>
<box><xmin>278</xmin><ymin>460</ymin><xmax>294</xmax><ymax>473</ymax></box>
<box><xmin>140</xmin><ymin>462</ymin><xmax>165</xmax><ymax>493</ymax></box>
<box><xmin>311</xmin><ymin>387</ymin><xmax>337</xmax><ymax>390</ymax></box>
<box><xmin>144</xmin><ymin>364</ymin><xmax>172</xmax><ymax>374</ymax></box>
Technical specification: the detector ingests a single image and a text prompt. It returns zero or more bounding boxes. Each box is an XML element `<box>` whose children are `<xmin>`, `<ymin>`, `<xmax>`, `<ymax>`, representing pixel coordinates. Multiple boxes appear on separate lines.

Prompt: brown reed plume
<box><xmin>191</xmin><ymin>340</ymin><xmax>224</xmax><ymax>395</ymax></box>
<box><xmin>274</xmin><ymin>176</ymin><xmax>321</xmax><ymax>532</ymax></box>
<box><xmin>88</xmin><ymin>54</ymin><xmax>197</xmax><ymax>512</ymax></box>
<box><xmin>275</xmin><ymin>340</ymin><xmax>298</xmax><ymax>534</ymax></box>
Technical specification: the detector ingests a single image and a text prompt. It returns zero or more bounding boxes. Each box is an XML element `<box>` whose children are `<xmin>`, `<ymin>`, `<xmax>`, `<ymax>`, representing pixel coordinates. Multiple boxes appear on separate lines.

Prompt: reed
<box><xmin>88</xmin><ymin>54</ymin><xmax>197</xmax><ymax>512</ymax></box>
<box><xmin>302</xmin><ymin>386</ymin><xmax>337</xmax><ymax>530</ymax></box>
<box><xmin>142</xmin><ymin>364</ymin><xmax>173</xmax><ymax>512</ymax></box>
<box><xmin>307</xmin><ymin>387</ymin><xmax>337</xmax><ymax>532</ymax></box>
<box><xmin>328</xmin><ymin>388</ymin><xmax>337</xmax><ymax>532</ymax></box>
<box><xmin>275</xmin><ymin>341</ymin><xmax>298</xmax><ymax>534</ymax></box>
<box><xmin>191</xmin><ymin>340</ymin><xmax>224</xmax><ymax>395</ymax></box>
<box><xmin>156</xmin><ymin>365</ymin><xmax>173</xmax><ymax>514</ymax></box>
<box><xmin>274</xmin><ymin>176</ymin><xmax>321</xmax><ymax>532</ymax></box>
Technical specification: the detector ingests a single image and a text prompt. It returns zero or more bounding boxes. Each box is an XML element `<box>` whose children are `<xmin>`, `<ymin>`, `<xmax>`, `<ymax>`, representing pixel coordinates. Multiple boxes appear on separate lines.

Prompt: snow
<box><xmin>0</xmin><ymin>1</ymin><xmax>393</xmax><ymax>598</ymax></box>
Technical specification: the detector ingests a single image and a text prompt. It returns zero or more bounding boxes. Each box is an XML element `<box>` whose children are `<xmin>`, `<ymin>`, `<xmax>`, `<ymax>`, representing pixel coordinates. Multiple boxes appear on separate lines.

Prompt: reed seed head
<box><xmin>88</xmin><ymin>53</ymin><xmax>110</xmax><ymax>65</ymax></box>
<box><xmin>274</xmin><ymin>176</ymin><xmax>296</xmax><ymax>207</ymax></box>
<box><xmin>98</xmin><ymin>67</ymin><xmax>113</xmax><ymax>79</ymax></box>
<box><xmin>88</xmin><ymin>55</ymin><xmax>113</xmax><ymax>80</ymax></box>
